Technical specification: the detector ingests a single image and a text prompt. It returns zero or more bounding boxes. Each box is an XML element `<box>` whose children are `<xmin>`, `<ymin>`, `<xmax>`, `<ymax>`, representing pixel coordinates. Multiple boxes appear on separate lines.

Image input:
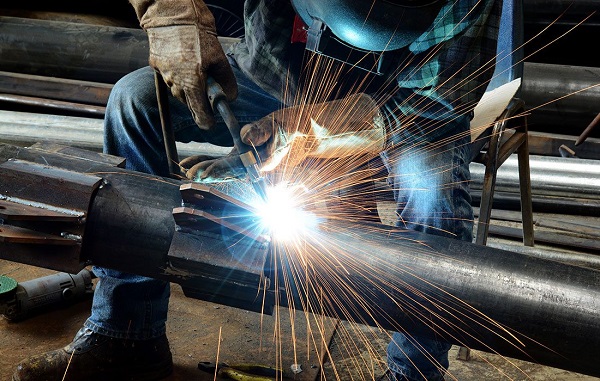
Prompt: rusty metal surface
<box><xmin>0</xmin><ymin>159</ymin><xmax>101</xmax><ymax>212</ymax></box>
<box><xmin>0</xmin><ymin>145</ymin><xmax>104</xmax><ymax>271</ymax></box>
<box><xmin>0</xmin><ymin>225</ymin><xmax>78</xmax><ymax>245</ymax></box>
<box><xmin>29</xmin><ymin>142</ymin><xmax>126</xmax><ymax>167</ymax></box>
<box><xmin>0</xmin><ymin>199</ymin><xmax>81</xmax><ymax>222</ymax></box>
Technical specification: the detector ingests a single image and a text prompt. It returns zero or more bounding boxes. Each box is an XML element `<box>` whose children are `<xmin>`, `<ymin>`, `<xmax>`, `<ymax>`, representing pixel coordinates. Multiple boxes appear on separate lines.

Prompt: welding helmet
<box><xmin>291</xmin><ymin>0</ymin><xmax>444</xmax><ymax>73</ymax></box>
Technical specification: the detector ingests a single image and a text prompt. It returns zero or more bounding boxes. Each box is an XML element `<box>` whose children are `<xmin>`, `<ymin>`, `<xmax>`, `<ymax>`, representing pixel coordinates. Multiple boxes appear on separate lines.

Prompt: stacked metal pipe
<box><xmin>470</xmin><ymin>154</ymin><xmax>600</xmax><ymax>200</ymax></box>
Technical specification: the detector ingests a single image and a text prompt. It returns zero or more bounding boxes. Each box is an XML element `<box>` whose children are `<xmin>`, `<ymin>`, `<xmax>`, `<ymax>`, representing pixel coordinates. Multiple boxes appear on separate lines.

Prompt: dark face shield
<box><xmin>292</xmin><ymin>0</ymin><xmax>443</xmax><ymax>74</ymax></box>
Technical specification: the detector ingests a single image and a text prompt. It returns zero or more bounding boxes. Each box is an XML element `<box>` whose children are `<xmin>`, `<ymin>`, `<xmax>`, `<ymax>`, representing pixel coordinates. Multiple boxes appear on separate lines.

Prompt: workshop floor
<box><xmin>1</xmin><ymin>255</ymin><xmax>598</xmax><ymax>381</ymax></box>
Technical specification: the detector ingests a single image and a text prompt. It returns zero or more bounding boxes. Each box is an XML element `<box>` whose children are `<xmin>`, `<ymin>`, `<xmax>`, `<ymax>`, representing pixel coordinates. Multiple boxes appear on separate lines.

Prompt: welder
<box><xmin>12</xmin><ymin>0</ymin><xmax>501</xmax><ymax>380</ymax></box>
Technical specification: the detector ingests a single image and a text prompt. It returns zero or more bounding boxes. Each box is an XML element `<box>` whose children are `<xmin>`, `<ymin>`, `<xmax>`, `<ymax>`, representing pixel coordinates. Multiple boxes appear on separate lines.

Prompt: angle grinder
<box><xmin>0</xmin><ymin>269</ymin><xmax>94</xmax><ymax>321</ymax></box>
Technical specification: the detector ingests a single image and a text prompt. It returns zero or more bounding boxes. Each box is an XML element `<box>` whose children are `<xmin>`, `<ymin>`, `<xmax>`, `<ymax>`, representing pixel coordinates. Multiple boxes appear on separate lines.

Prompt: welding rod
<box><xmin>206</xmin><ymin>77</ymin><xmax>268</xmax><ymax>201</ymax></box>
<box><xmin>155</xmin><ymin>70</ymin><xmax>181</xmax><ymax>178</ymax></box>
<box><xmin>575</xmin><ymin>111</ymin><xmax>600</xmax><ymax>146</ymax></box>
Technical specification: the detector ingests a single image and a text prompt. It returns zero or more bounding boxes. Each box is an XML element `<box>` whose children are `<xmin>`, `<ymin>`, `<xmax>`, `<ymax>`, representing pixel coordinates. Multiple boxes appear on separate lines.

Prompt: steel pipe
<box><xmin>0</xmin><ymin>16</ymin><xmax>598</xmax><ymax>132</ymax></box>
<box><xmin>1</xmin><ymin>142</ymin><xmax>600</xmax><ymax>377</ymax></box>
<box><xmin>0</xmin><ymin>16</ymin><xmax>149</xmax><ymax>84</ymax></box>
<box><xmin>470</xmin><ymin>154</ymin><xmax>600</xmax><ymax>199</ymax></box>
<box><xmin>0</xmin><ymin>16</ymin><xmax>239</xmax><ymax>84</ymax></box>
<box><xmin>522</xmin><ymin>63</ymin><xmax>600</xmax><ymax>133</ymax></box>
<box><xmin>275</xmin><ymin>221</ymin><xmax>600</xmax><ymax>378</ymax></box>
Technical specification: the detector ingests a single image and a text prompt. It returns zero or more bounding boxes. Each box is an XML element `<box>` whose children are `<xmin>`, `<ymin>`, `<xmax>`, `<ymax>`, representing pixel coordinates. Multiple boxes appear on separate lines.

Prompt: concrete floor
<box><xmin>1</xmin><ymin>254</ymin><xmax>599</xmax><ymax>381</ymax></box>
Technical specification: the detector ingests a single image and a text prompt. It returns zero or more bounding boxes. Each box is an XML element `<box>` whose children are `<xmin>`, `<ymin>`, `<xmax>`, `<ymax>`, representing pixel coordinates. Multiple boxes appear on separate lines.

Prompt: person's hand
<box><xmin>147</xmin><ymin>24</ymin><xmax>238</xmax><ymax>130</ymax></box>
<box><xmin>185</xmin><ymin>93</ymin><xmax>385</xmax><ymax>181</ymax></box>
<box><xmin>243</xmin><ymin>93</ymin><xmax>385</xmax><ymax>171</ymax></box>
<box><xmin>181</xmin><ymin>149</ymin><xmax>245</xmax><ymax>181</ymax></box>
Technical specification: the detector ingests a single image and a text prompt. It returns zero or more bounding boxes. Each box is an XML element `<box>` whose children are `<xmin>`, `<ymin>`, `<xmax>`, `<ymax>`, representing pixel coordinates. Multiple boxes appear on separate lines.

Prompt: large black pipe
<box><xmin>1</xmin><ymin>16</ymin><xmax>598</xmax><ymax>136</ymax></box>
<box><xmin>276</xmin><ymin>221</ymin><xmax>600</xmax><ymax>377</ymax></box>
<box><xmin>0</xmin><ymin>16</ymin><xmax>149</xmax><ymax>84</ymax></box>
<box><xmin>522</xmin><ymin>63</ymin><xmax>600</xmax><ymax>135</ymax></box>
<box><xmin>1</xmin><ymin>142</ymin><xmax>599</xmax><ymax>377</ymax></box>
<box><xmin>523</xmin><ymin>0</ymin><xmax>600</xmax><ymax>26</ymax></box>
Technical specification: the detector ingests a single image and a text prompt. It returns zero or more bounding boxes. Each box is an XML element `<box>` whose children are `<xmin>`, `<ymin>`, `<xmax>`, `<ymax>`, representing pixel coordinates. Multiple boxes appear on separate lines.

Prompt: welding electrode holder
<box><xmin>206</xmin><ymin>77</ymin><xmax>269</xmax><ymax>201</ymax></box>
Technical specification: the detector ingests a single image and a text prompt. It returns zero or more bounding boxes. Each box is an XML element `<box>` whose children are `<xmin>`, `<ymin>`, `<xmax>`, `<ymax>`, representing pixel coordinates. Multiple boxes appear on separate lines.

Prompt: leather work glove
<box><xmin>129</xmin><ymin>0</ymin><xmax>238</xmax><ymax>130</ymax></box>
<box><xmin>185</xmin><ymin>93</ymin><xmax>386</xmax><ymax>181</ymax></box>
<box><xmin>180</xmin><ymin>149</ymin><xmax>246</xmax><ymax>181</ymax></box>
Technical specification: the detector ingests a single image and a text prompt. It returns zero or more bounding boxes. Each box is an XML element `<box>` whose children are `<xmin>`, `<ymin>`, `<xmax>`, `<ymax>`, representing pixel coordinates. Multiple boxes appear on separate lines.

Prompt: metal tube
<box><xmin>276</xmin><ymin>222</ymin><xmax>600</xmax><ymax>378</ymax></box>
<box><xmin>154</xmin><ymin>71</ymin><xmax>181</xmax><ymax>178</ymax></box>
<box><xmin>470</xmin><ymin>154</ymin><xmax>600</xmax><ymax>199</ymax></box>
<box><xmin>0</xmin><ymin>93</ymin><xmax>106</xmax><ymax>116</ymax></box>
<box><xmin>0</xmin><ymin>16</ymin><xmax>149</xmax><ymax>83</ymax></box>
<box><xmin>486</xmin><ymin>240</ymin><xmax>600</xmax><ymax>270</ymax></box>
<box><xmin>522</xmin><ymin>62</ymin><xmax>600</xmax><ymax>131</ymax></box>
<box><xmin>0</xmin><ymin>16</ymin><xmax>239</xmax><ymax>84</ymax></box>
<box><xmin>1</xmin><ymin>142</ymin><xmax>600</xmax><ymax>377</ymax></box>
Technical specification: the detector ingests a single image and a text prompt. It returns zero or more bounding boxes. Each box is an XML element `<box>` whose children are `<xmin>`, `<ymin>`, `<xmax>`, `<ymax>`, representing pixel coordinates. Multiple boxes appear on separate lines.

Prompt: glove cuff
<box><xmin>129</xmin><ymin>0</ymin><xmax>217</xmax><ymax>32</ymax></box>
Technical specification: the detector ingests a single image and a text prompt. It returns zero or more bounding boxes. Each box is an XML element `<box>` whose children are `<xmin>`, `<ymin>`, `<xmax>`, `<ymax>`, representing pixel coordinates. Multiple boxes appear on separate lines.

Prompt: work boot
<box><xmin>13</xmin><ymin>327</ymin><xmax>173</xmax><ymax>381</ymax></box>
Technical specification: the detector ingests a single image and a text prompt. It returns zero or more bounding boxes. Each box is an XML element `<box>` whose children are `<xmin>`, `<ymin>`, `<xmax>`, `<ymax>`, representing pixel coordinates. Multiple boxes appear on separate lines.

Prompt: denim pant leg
<box><xmin>381</xmin><ymin>132</ymin><xmax>473</xmax><ymax>380</ymax></box>
<box><xmin>87</xmin><ymin>65</ymin><xmax>281</xmax><ymax>340</ymax></box>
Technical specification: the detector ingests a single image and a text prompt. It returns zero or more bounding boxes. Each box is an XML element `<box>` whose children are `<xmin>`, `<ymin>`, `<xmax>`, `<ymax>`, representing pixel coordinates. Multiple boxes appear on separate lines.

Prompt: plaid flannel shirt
<box><xmin>229</xmin><ymin>0</ymin><xmax>501</xmax><ymax>146</ymax></box>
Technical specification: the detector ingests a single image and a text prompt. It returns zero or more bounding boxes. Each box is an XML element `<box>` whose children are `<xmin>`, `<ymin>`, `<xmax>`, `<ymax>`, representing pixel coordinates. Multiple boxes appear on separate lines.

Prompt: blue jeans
<box><xmin>381</xmin><ymin>130</ymin><xmax>473</xmax><ymax>380</ymax></box>
<box><xmin>85</xmin><ymin>64</ymin><xmax>281</xmax><ymax>340</ymax></box>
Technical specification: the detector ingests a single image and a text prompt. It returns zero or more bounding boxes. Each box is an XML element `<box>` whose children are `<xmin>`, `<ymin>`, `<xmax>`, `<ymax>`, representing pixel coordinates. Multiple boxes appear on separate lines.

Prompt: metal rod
<box><xmin>0</xmin><ymin>70</ymin><xmax>112</xmax><ymax>106</ymax></box>
<box><xmin>154</xmin><ymin>71</ymin><xmax>181</xmax><ymax>178</ymax></box>
<box><xmin>575</xmin><ymin>112</ymin><xmax>600</xmax><ymax>146</ymax></box>
<box><xmin>516</xmin><ymin>122</ymin><xmax>535</xmax><ymax>246</ymax></box>
<box><xmin>0</xmin><ymin>93</ymin><xmax>106</xmax><ymax>116</ymax></box>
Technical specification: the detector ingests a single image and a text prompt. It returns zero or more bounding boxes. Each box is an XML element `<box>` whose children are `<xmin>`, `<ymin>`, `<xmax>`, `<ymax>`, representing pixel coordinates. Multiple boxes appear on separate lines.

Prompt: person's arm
<box><xmin>241</xmin><ymin>93</ymin><xmax>385</xmax><ymax>172</ymax></box>
<box><xmin>129</xmin><ymin>0</ymin><xmax>238</xmax><ymax>129</ymax></box>
<box><xmin>185</xmin><ymin>93</ymin><xmax>386</xmax><ymax>180</ymax></box>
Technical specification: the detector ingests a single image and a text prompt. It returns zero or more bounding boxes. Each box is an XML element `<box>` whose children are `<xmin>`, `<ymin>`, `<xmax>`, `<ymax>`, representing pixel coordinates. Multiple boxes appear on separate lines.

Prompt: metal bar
<box><xmin>0</xmin><ymin>70</ymin><xmax>112</xmax><ymax>106</ymax></box>
<box><xmin>576</xmin><ymin>111</ymin><xmax>600</xmax><ymax>146</ymax></box>
<box><xmin>496</xmin><ymin>130</ymin><xmax>526</xmax><ymax>166</ymax></box>
<box><xmin>516</xmin><ymin>120</ymin><xmax>535</xmax><ymax>246</ymax></box>
<box><xmin>474</xmin><ymin>116</ymin><xmax>505</xmax><ymax>246</ymax></box>
<box><xmin>0</xmin><ymin>92</ymin><xmax>106</xmax><ymax>116</ymax></box>
<box><xmin>154</xmin><ymin>71</ymin><xmax>181</xmax><ymax>178</ymax></box>
<box><xmin>488</xmin><ymin>224</ymin><xmax>600</xmax><ymax>252</ymax></box>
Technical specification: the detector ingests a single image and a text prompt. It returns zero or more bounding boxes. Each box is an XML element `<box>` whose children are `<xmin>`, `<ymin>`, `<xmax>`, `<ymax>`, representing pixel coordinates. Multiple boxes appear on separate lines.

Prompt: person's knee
<box><xmin>106</xmin><ymin>68</ymin><xmax>155</xmax><ymax>116</ymax></box>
